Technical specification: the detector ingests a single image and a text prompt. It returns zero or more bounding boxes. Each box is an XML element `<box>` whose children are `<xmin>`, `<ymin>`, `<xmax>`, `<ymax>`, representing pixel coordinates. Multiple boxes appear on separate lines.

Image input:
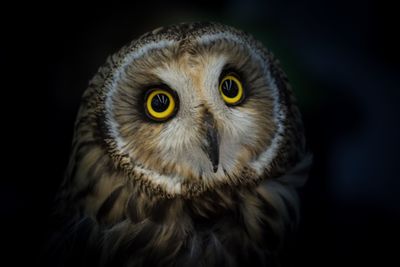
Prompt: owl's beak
<box><xmin>201</xmin><ymin>111</ymin><xmax>220</xmax><ymax>173</ymax></box>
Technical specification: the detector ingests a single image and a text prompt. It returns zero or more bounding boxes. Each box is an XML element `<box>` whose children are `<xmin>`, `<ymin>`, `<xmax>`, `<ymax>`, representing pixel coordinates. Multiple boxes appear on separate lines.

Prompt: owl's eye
<box><xmin>219</xmin><ymin>73</ymin><xmax>245</xmax><ymax>105</ymax></box>
<box><xmin>145</xmin><ymin>89</ymin><xmax>177</xmax><ymax>121</ymax></box>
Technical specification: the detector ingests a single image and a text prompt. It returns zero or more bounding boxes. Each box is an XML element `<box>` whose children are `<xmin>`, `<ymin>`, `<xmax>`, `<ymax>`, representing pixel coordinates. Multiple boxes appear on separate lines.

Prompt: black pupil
<box><xmin>221</xmin><ymin>78</ymin><xmax>239</xmax><ymax>98</ymax></box>
<box><xmin>151</xmin><ymin>93</ymin><xmax>170</xmax><ymax>112</ymax></box>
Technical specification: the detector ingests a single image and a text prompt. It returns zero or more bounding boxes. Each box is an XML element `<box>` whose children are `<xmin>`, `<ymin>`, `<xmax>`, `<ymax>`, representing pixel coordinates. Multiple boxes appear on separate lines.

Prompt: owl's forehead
<box><xmin>120</xmin><ymin>31</ymin><xmax>266</xmax><ymax>94</ymax></box>
<box><xmin>148</xmin><ymin>45</ymin><xmax>227</xmax><ymax>96</ymax></box>
<box><xmin>125</xmin><ymin>29</ymin><xmax>263</xmax><ymax>72</ymax></box>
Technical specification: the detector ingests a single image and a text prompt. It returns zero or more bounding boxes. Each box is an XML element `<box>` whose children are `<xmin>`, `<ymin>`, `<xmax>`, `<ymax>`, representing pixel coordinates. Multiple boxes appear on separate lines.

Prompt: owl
<box><xmin>52</xmin><ymin>22</ymin><xmax>311</xmax><ymax>267</ymax></box>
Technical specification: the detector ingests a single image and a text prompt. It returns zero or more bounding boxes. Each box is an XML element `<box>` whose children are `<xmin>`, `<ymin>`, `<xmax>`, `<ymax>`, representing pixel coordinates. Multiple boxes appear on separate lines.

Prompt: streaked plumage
<box><xmin>52</xmin><ymin>22</ymin><xmax>311</xmax><ymax>267</ymax></box>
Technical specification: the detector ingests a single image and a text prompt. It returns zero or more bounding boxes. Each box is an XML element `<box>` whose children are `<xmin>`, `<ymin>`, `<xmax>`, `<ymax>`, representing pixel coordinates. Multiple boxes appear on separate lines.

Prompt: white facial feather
<box><xmin>249</xmin><ymin>65</ymin><xmax>286</xmax><ymax>175</ymax></box>
<box><xmin>104</xmin><ymin>33</ymin><xmax>286</xmax><ymax>195</ymax></box>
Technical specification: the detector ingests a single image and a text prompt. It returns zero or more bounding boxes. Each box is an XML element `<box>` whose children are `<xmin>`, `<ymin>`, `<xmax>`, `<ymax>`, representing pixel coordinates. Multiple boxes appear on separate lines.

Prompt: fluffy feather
<box><xmin>52</xmin><ymin>22</ymin><xmax>311</xmax><ymax>267</ymax></box>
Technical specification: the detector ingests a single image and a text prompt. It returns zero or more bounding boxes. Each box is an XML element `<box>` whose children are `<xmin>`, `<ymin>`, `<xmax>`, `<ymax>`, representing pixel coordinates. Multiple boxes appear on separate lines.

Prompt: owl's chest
<box><xmin>137</xmin><ymin>193</ymin><xmax>278</xmax><ymax>266</ymax></box>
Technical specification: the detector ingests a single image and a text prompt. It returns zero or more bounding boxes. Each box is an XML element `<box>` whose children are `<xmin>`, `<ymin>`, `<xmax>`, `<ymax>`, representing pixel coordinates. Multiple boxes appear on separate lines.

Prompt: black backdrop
<box><xmin>5</xmin><ymin>1</ymin><xmax>399</xmax><ymax>266</ymax></box>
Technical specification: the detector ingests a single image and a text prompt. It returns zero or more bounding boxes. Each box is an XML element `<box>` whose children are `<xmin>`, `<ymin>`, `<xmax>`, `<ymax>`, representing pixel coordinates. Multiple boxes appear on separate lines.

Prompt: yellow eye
<box><xmin>219</xmin><ymin>74</ymin><xmax>244</xmax><ymax>105</ymax></box>
<box><xmin>145</xmin><ymin>89</ymin><xmax>177</xmax><ymax>121</ymax></box>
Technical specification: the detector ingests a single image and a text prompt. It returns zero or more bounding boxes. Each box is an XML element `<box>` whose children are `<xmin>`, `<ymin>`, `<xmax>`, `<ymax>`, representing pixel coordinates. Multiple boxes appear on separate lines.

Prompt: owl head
<box><xmin>68</xmin><ymin>22</ymin><xmax>305</xmax><ymax>201</ymax></box>
<box><xmin>55</xmin><ymin>22</ymin><xmax>309</xmax><ymax>266</ymax></box>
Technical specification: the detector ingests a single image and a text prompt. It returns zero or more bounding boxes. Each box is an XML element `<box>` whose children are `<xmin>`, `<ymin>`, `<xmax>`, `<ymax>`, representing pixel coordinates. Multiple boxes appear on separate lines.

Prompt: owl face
<box><xmin>95</xmin><ymin>23</ymin><xmax>295</xmax><ymax>197</ymax></box>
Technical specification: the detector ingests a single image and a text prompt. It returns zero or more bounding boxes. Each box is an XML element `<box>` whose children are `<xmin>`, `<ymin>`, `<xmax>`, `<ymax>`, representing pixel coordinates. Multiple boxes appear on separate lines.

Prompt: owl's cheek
<box><xmin>218</xmin><ymin>139</ymin><xmax>243</xmax><ymax>172</ymax></box>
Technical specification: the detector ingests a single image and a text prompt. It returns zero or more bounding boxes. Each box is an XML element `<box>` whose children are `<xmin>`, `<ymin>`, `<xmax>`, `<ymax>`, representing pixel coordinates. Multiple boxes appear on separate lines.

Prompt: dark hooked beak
<box><xmin>201</xmin><ymin>111</ymin><xmax>220</xmax><ymax>173</ymax></box>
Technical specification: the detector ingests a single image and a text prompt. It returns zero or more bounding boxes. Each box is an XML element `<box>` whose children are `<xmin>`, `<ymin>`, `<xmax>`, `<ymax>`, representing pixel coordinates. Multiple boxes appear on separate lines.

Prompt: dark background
<box><xmin>4</xmin><ymin>0</ymin><xmax>399</xmax><ymax>266</ymax></box>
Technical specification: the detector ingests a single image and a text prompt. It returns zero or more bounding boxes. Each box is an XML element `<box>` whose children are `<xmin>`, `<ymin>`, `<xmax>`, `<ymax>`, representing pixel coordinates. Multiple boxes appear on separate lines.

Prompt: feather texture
<box><xmin>51</xmin><ymin>22</ymin><xmax>311</xmax><ymax>267</ymax></box>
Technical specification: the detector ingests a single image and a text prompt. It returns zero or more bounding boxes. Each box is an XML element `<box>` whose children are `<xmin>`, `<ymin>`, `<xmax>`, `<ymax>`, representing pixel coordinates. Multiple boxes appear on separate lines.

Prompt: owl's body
<box><xmin>53</xmin><ymin>22</ymin><xmax>310</xmax><ymax>267</ymax></box>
